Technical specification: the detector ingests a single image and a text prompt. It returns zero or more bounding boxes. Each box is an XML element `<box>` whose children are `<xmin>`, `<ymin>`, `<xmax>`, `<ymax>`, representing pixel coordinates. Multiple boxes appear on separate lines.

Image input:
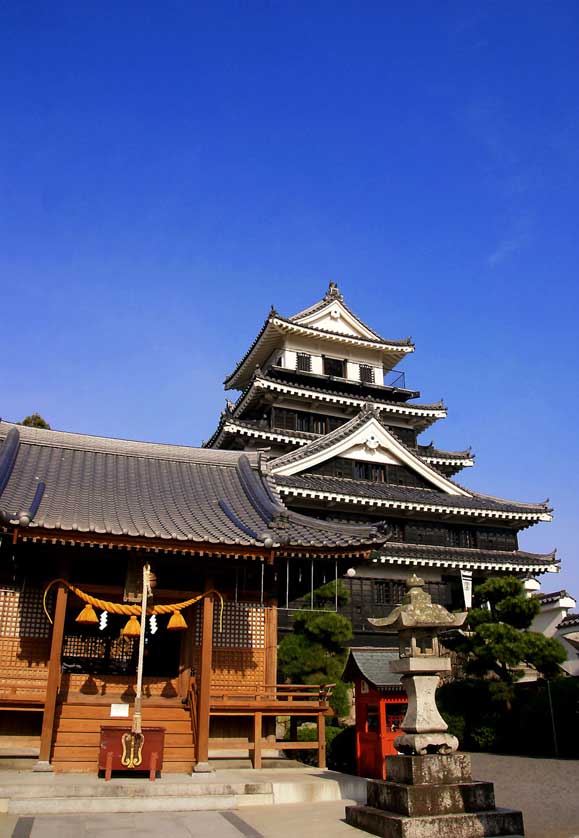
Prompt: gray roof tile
<box><xmin>343</xmin><ymin>648</ymin><xmax>403</xmax><ymax>689</ymax></box>
<box><xmin>275</xmin><ymin>472</ymin><xmax>549</xmax><ymax>516</ymax></box>
<box><xmin>0</xmin><ymin>422</ymin><xmax>387</xmax><ymax>551</ymax></box>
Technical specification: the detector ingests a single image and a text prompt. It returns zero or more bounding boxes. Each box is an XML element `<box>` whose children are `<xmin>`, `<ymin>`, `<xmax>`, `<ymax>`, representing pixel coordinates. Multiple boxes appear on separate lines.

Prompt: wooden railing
<box><xmin>187</xmin><ymin>679</ymin><xmax>333</xmax><ymax>769</ymax></box>
<box><xmin>209</xmin><ymin>683</ymin><xmax>334</xmax><ymax>707</ymax></box>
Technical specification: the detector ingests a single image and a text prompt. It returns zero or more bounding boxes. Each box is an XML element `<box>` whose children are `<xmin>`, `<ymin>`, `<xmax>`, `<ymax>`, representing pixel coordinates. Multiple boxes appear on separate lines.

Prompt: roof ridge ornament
<box><xmin>323</xmin><ymin>280</ymin><xmax>344</xmax><ymax>302</ymax></box>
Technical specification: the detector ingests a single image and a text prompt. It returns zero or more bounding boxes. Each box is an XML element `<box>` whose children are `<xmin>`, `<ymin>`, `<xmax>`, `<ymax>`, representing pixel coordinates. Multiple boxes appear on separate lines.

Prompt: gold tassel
<box><xmin>122</xmin><ymin>615</ymin><xmax>141</xmax><ymax>636</ymax></box>
<box><xmin>76</xmin><ymin>604</ymin><xmax>99</xmax><ymax>625</ymax></box>
<box><xmin>167</xmin><ymin>610</ymin><xmax>187</xmax><ymax>631</ymax></box>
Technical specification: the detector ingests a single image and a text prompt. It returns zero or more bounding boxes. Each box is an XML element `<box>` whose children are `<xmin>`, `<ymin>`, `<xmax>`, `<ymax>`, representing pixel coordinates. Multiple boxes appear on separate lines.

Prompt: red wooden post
<box><xmin>149</xmin><ymin>752</ymin><xmax>158</xmax><ymax>781</ymax></box>
<box><xmin>105</xmin><ymin>751</ymin><xmax>113</xmax><ymax>781</ymax></box>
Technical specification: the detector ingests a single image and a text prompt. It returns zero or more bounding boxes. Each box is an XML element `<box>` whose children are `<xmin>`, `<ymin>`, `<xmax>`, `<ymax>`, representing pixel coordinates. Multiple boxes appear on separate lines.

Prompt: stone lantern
<box><xmin>346</xmin><ymin>574</ymin><xmax>526</xmax><ymax>836</ymax></box>
<box><xmin>368</xmin><ymin>573</ymin><xmax>466</xmax><ymax>756</ymax></box>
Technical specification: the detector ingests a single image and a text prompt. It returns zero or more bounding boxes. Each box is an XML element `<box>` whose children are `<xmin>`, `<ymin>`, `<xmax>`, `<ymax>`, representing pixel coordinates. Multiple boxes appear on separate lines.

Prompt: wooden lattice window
<box><xmin>359</xmin><ymin>364</ymin><xmax>375</xmax><ymax>384</ymax></box>
<box><xmin>195</xmin><ymin>602</ymin><xmax>266</xmax><ymax>649</ymax></box>
<box><xmin>296</xmin><ymin>353</ymin><xmax>312</xmax><ymax>372</ymax></box>
<box><xmin>0</xmin><ymin>586</ymin><xmax>52</xmax><ymax>638</ymax></box>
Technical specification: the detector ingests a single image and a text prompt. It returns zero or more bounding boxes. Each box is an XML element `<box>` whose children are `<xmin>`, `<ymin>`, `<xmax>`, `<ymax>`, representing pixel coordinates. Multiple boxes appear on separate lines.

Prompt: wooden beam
<box><xmin>14</xmin><ymin>528</ymin><xmax>271</xmax><ymax>558</ymax></box>
<box><xmin>194</xmin><ymin>583</ymin><xmax>214</xmax><ymax>772</ymax></box>
<box><xmin>35</xmin><ymin>582</ymin><xmax>68</xmax><ymax>770</ymax></box>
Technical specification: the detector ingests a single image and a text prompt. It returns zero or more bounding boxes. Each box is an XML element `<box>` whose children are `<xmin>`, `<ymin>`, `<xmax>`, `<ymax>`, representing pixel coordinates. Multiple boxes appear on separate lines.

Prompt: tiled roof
<box><xmin>274</xmin><ymin>313</ymin><xmax>413</xmax><ymax>348</ymax></box>
<box><xmin>241</xmin><ymin>374</ymin><xmax>445</xmax><ymax>425</ymax></box>
<box><xmin>373</xmin><ymin>542</ymin><xmax>559</xmax><ymax>571</ymax></box>
<box><xmin>204</xmin><ymin>415</ymin><xmax>316</xmax><ymax>450</ymax></box>
<box><xmin>342</xmin><ymin>648</ymin><xmax>403</xmax><ymax>689</ymax></box>
<box><xmin>0</xmin><ymin>422</ymin><xmax>387</xmax><ymax>552</ymax></box>
<box><xmin>224</xmin><ymin>309</ymin><xmax>413</xmax><ymax>390</ymax></box>
<box><xmin>289</xmin><ymin>283</ymin><xmax>389</xmax><ymax>342</ymax></box>
<box><xmin>274</xmin><ymin>473</ymin><xmax>551</xmax><ymax>519</ymax></box>
<box><xmin>266</xmin><ymin>366</ymin><xmax>419</xmax><ymax>403</ymax></box>
<box><xmin>268</xmin><ymin>406</ymin><xmax>450</xmax><ymax>474</ymax></box>
<box><xmin>417</xmin><ymin>442</ymin><xmax>473</xmax><ymax>461</ymax></box>
<box><xmin>534</xmin><ymin>590</ymin><xmax>573</xmax><ymax>605</ymax></box>
<box><xmin>559</xmin><ymin>613</ymin><xmax>579</xmax><ymax>628</ymax></box>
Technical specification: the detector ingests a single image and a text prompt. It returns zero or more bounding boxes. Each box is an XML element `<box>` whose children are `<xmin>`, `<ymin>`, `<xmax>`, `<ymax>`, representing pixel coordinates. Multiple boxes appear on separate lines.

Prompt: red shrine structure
<box><xmin>343</xmin><ymin>648</ymin><xmax>406</xmax><ymax>779</ymax></box>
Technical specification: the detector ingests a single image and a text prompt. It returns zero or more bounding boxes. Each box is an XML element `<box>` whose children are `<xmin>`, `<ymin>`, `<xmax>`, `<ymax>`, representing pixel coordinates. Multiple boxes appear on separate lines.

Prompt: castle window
<box><xmin>296</xmin><ymin>353</ymin><xmax>312</xmax><ymax>373</ymax></box>
<box><xmin>359</xmin><ymin>364</ymin><xmax>375</xmax><ymax>384</ymax></box>
<box><xmin>323</xmin><ymin>356</ymin><xmax>346</xmax><ymax>377</ymax></box>
<box><xmin>374</xmin><ymin>580</ymin><xmax>407</xmax><ymax>605</ymax></box>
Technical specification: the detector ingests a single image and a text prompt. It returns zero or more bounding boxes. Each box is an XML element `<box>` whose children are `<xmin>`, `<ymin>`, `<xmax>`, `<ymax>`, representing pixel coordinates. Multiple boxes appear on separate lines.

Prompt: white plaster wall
<box><xmin>340</xmin><ymin>443</ymin><xmax>401</xmax><ymax>464</ymax></box>
<box><xmin>350</xmin><ymin>563</ymin><xmax>443</xmax><ymax>582</ymax></box>
<box><xmin>281</xmin><ymin>334</ymin><xmax>385</xmax><ymax>383</ymax></box>
<box><xmin>557</xmin><ymin>631</ymin><xmax>579</xmax><ymax>676</ymax></box>
<box><xmin>531</xmin><ymin>609</ymin><xmax>566</xmax><ymax>638</ymax></box>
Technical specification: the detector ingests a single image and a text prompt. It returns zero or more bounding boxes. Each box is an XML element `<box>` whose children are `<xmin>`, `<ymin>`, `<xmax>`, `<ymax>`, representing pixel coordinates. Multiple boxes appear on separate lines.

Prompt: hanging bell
<box><xmin>76</xmin><ymin>603</ymin><xmax>99</xmax><ymax>625</ymax></box>
<box><xmin>122</xmin><ymin>615</ymin><xmax>142</xmax><ymax>636</ymax></box>
<box><xmin>167</xmin><ymin>610</ymin><xmax>187</xmax><ymax>631</ymax></box>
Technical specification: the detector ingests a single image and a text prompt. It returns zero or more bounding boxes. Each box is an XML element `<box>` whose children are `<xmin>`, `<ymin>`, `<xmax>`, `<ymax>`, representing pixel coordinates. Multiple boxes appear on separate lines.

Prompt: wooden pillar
<box><xmin>264</xmin><ymin>601</ymin><xmax>278</xmax><ymax>691</ymax></box>
<box><xmin>252</xmin><ymin>711</ymin><xmax>262</xmax><ymax>769</ymax></box>
<box><xmin>194</xmin><ymin>587</ymin><xmax>214</xmax><ymax>772</ymax></box>
<box><xmin>35</xmin><ymin>582</ymin><xmax>68</xmax><ymax>771</ymax></box>
<box><xmin>264</xmin><ymin>602</ymin><xmax>278</xmax><ymax>741</ymax></box>
<box><xmin>317</xmin><ymin>711</ymin><xmax>326</xmax><ymax>769</ymax></box>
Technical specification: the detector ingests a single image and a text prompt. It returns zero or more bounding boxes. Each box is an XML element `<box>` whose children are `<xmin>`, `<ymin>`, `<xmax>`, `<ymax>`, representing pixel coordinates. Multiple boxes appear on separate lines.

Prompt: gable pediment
<box><xmin>270</xmin><ymin>414</ymin><xmax>469</xmax><ymax>497</ymax></box>
<box><xmin>292</xmin><ymin>300</ymin><xmax>382</xmax><ymax>341</ymax></box>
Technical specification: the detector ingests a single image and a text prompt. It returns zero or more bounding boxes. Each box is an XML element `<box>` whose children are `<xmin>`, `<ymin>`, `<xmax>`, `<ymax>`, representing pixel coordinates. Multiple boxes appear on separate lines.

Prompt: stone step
<box><xmin>367</xmin><ymin>778</ymin><xmax>496</xmax><ymax>817</ymax></box>
<box><xmin>0</xmin><ymin>770</ymin><xmax>366</xmax><ymax>814</ymax></box>
<box><xmin>6</xmin><ymin>793</ymin><xmax>250</xmax><ymax>815</ymax></box>
<box><xmin>0</xmin><ymin>780</ymin><xmax>271</xmax><ymax>800</ymax></box>
<box><xmin>345</xmin><ymin>804</ymin><xmax>525</xmax><ymax>838</ymax></box>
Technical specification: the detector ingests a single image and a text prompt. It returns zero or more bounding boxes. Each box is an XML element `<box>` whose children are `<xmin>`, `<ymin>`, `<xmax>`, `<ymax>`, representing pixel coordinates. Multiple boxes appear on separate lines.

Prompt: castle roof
<box><xmin>275</xmin><ymin>473</ymin><xmax>551</xmax><ymax>524</ymax></box>
<box><xmin>267</xmin><ymin>408</ymin><xmax>551</xmax><ymax>524</ymax></box>
<box><xmin>371</xmin><ymin>543</ymin><xmax>559</xmax><ymax>574</ymax></box>
<box><xmin>224</xmin><ymin>283</ymin><xmax>414</xmax><ymax>390</ymax></box>
<box><xmin>221</xmin><ymin>371</ymin><xmax>446</xmax><ymax>435</ymax></box>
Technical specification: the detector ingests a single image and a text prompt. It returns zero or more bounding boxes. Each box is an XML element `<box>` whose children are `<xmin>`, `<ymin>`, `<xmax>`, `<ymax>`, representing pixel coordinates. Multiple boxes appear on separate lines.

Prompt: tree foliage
<box><xmin>448</xmin><ymin>576</ymin><xmax>566</xmax><ymax>696</ymax></box>
<box><xmin>21</xmin><ymin>413</ymin><xmax>51</xmax><ymax>429</ymax></box>
<box><xmin>277</xmin><ymin>580</ymin><xmax>353</xmax><ymax>717</ymax></box>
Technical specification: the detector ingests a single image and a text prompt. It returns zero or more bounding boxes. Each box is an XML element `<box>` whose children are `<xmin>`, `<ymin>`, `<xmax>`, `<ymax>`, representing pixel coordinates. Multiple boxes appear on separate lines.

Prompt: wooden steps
<box><xmin>51</xmin><ymin>696</ymin><xmax>195</xmax><ymax>773</ymax></box>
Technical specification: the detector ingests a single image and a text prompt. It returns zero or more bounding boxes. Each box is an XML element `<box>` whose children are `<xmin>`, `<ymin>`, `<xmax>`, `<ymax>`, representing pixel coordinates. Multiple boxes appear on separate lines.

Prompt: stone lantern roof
<box><xmin>368</xmin><ymin>574</ymin><xmax>467</xmax><ymax>632</ymax></box>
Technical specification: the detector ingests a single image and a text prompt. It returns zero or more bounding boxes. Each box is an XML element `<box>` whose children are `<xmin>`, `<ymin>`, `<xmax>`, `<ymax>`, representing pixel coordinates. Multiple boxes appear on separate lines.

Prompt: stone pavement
<box><xmin>0</xmin><ymin>754</ymin><xmax>578</xmax><ymax>838</ymax></box>
<box><xmin>1</xmin><ymin>802</ymin><xmax>366</xmax><ymax>838</ymax></box>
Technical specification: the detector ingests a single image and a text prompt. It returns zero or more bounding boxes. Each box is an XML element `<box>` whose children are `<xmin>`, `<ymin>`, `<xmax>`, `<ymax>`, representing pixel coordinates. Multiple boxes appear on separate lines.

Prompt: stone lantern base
<box><xmin>345</xmin><ymin>753</ymin><xmax>524</xmax><ymax>837</ymax></box>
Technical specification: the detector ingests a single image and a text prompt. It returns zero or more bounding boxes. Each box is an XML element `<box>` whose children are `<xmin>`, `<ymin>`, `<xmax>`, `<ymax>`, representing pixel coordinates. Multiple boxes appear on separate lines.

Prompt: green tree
<box><xmin>449</xmin><ymin>576</ymin><xmax>566</xmax><ymax>704</ymax></box>
<box><xmin>21</xmin><ymin>413</ymin><xmax>51</xmax><ymax>429</ymax></box>
<box><xmin>278</xmin><ymin>580</ymin><xmax>353</xmax><ymax>717</ymax></box>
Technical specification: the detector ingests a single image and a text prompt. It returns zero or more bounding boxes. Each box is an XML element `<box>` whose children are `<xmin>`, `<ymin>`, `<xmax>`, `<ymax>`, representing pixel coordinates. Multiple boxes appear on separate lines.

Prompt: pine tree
<box><xmin>21</xmin><ymin>413</ymin><xmax>51</xmax><ymax>429</ymax></box>
<box><xmin>450</xmin><ymin>576</ymin><xmax>566</xmax><ymax>703</ymax></box>
<box><xmin>277</xmin><ymin>580</ymin><xmax>353</xmax><ymax>717</ymax></box>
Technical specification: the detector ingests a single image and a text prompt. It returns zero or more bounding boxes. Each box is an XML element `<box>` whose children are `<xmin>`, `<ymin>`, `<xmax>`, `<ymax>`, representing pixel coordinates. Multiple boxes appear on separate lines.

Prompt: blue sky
<box><xmin>1</xmin><ymin>2</ymin><xmax>578</xmax><ymax>595</ymax></box>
